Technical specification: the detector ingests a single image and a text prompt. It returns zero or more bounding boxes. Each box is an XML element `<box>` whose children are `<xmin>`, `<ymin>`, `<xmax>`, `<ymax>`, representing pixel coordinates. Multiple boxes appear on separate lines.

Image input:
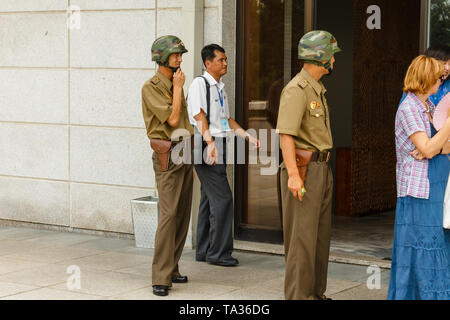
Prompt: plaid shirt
<box><xmin>395</xmin><ymin>92</ymin><xmax>435</xmax><ymax>199</ymax></box>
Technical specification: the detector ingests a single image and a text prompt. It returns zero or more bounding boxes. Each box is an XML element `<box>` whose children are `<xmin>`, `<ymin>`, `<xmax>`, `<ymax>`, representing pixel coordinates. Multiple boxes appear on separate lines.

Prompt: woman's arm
<box><xmin>410</xmin><ymin>117</ymin><xmax>450</xmax><ymax>158</ymax></box>
<box><xmin>441</xmin><ymin>140</ymin><xmax>450</xmax><ymax>154</ymax></box>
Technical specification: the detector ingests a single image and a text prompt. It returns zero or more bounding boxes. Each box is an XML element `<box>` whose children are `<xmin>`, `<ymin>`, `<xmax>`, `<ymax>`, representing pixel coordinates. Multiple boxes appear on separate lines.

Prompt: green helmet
<box><xmin>151</xmin><ymin>35</ymin><xmax>188</xmax><ymax>67</ymax></box>
<box><xmin>298</xmin><ymin>30</ymin><xmax>342</xmax><ymax>70</ymax></box>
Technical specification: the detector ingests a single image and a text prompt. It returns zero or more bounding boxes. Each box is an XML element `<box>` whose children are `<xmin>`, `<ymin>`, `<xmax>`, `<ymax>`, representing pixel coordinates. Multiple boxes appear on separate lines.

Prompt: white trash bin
<box><xmin>130</xmin><ymin>196</ymin><xmax>159</xmax><ymax>249</ymax></box>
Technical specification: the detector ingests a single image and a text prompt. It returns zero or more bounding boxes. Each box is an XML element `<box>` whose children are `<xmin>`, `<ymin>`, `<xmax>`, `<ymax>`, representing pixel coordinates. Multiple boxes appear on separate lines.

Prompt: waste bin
<box><xmin>130</xmin><ymin>196</ymin><xmax>159</xmax><ymax>249</ymax></box>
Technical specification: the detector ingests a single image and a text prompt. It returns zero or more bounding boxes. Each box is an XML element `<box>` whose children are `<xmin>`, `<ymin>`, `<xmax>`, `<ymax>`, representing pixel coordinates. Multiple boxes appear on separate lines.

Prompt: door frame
<box><xmin>233</xmin><ymin>0</ymin><xmax>316</xmax><ymax>245</ymax></box>
<box><xmin>419</xmin><ymin>0</ymin><xmax>429</xmax><ymax>53</ymax></box>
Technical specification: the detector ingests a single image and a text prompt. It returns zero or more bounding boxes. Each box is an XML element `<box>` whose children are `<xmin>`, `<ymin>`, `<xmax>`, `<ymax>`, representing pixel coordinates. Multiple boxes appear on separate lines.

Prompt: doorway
<box><xmin>234</xmin><ymin>0</ymin><xmax>427</xmax><ymax>252</ymax></box>
<box><xmin>235</xmin><ymin>0</ymin><xmax>306</xmax><ymax>244</ymax></box>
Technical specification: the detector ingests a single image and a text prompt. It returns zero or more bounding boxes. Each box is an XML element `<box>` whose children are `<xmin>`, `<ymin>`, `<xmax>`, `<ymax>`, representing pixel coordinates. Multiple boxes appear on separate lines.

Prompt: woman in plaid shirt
<box><xmin>388</xmin><ymin>55</ymin><xmax>450</xmax><ymax>300</ymax></box>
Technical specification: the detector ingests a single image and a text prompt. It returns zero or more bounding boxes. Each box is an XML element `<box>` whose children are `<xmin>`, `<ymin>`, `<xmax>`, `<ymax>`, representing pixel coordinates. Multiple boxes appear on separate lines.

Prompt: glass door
<box><xmin>235</xmin><ymin>0</ymin><xmax>306</xmax><ymax>244</ymax></box>
<box><xmin>429</xmin><ymin>0</ymin><xmax>450</xmax><ymax>47</ymax></box>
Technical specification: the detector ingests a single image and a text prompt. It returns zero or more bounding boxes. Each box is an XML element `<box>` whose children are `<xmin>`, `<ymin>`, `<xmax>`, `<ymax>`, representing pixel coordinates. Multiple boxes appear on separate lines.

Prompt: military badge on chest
<box><xmin>310</xmin><ymin>101</ymin><xmax>322</xmax><ymax>116</ymax></box>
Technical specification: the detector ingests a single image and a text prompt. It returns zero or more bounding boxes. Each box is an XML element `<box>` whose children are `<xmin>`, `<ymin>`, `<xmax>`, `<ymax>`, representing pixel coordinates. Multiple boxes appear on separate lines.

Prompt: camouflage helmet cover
<box><xmin>151</xmin><ymin>35</ymin><xmax>188</xmax><ymax>66</ymax></box>
<box><xmin>298</xmin><ymin>30</ymin><xmax>342</xmax><ymax>63</ymax></box>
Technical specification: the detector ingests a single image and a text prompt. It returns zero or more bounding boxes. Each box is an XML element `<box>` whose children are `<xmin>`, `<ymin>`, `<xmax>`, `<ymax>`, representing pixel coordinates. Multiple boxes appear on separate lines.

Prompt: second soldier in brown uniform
<box><xmin>142</xmin><ymin>35</ymin><xmax>194</xmax><ymax>297</ymax></box>
<box><xmin>276</xmin><ymin>30</ymin><xmax>342</xmax><ymax>300</ymax></box>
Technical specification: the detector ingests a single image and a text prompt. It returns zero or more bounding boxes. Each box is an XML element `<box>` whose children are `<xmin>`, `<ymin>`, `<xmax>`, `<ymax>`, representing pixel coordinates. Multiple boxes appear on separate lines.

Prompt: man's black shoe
<box><xmin>153</xmin><ymin>285</ymin><xmax>169</xmax><ymax>296</ymax></box>
<box><xmin>172</xmin><ymin>276</ymin><xmax>188</xmax><ymax>283</ymax></box>
<box><xmin>195</xmin><ymin>255</ymin><xmax>206</xmax><ymax>262</ymax></box>
<box><xmin>207</xmin><ymin>257</ymin><xmax>239</xmax><ymax>267</ymax></box>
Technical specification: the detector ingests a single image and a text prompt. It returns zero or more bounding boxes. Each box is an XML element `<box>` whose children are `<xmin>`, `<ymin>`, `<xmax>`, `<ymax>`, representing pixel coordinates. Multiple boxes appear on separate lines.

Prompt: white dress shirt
<box><xmin>187</xmin><ymin>71</ymin><xmax>231</xmax><ymax>138</ymax></box>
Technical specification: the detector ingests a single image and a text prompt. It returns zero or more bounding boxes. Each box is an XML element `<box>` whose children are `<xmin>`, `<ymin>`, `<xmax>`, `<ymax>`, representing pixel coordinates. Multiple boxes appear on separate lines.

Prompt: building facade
<box><xmin>0</xmin><ymin>0</ymin><xmax>222</xmax><ymax>243</ymax></box>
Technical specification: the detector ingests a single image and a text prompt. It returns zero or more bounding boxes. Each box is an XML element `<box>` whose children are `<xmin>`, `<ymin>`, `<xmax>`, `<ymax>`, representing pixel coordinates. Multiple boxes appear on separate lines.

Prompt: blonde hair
<box><xmin>403</xmin><ymin>55</ymin><xmax>443</xmax><ymax>95</ymax></box>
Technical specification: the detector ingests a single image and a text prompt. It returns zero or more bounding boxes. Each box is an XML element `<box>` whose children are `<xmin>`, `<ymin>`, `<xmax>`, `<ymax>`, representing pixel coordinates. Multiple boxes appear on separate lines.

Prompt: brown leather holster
<box><xmin>295</xmin><ymin>149</ymin><xmax>313</xmax><ymax>182</ymax></box>
<box><xmin>150</xmin><ymin>139</ymin><xmax>173</xmax><ymax>172</ymax></box>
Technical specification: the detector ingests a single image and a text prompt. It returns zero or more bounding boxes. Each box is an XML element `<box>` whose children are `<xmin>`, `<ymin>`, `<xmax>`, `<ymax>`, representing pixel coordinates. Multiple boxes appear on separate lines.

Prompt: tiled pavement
<box><xmin>0</xmin><ymin>225</ymin><xmax>390</xmax><ymax>300</ymax></box>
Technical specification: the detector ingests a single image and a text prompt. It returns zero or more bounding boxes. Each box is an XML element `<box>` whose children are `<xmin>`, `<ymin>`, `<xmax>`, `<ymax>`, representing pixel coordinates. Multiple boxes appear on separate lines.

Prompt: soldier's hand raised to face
<box><xmin>288</xmin><ymin>175</ymin><xmax>305</xmax><ymax>202</ymax></box>
<box><xmin>173</xmin><ymin>69</ymin><xmax>185</xmax><ymax>89</ymax></box>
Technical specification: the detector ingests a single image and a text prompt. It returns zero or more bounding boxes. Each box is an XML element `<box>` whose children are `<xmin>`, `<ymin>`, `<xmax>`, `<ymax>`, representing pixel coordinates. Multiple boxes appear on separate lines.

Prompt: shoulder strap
<box><xmin>150</xmin><ymin>75</ymin><xmax>160</xmax><ymax>85</ymax></box>
<box><xmin>298</xmin><ymin>78</ymin><xmax>308</xmax><ymax>89</ymax></box>
<box><xmin>198</xmin><ymin>76</ymin><xmax>211</xmax><ymax>125</ymax></box>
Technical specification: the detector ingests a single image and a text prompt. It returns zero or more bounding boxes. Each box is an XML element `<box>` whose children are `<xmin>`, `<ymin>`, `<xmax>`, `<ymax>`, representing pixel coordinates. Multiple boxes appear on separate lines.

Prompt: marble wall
<box><xmin>0</xmin><ymin>0</ymin><xmax>223</xmax><ymax>241</ymax></box>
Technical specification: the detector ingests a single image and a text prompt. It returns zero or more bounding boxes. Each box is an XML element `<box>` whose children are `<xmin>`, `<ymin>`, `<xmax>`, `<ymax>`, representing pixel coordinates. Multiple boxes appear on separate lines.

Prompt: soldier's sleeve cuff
<box><xmin>276</xmin><ymin>129</ymin><xmax>300</xmax><ymax>137</ymax></box>
<box><xmin>153</xmin><ymin>106</ymin><xmax>173</xmax><ymax>124</ymax></box>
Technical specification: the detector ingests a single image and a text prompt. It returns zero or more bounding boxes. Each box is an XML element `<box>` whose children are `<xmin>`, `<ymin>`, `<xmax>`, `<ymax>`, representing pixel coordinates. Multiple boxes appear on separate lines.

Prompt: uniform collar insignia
<box><xmin>300</xmin><ymin>69</ymin><xmax>325</xmax><ymax>96</ymax></box>
<box><xmin>155</xmin><ymin>71</ymin><xmax>174</xmax><ymax>92</ymax></box>
<box><xmin>298</xmin><ymin>79</ymin><xmax>308</xmax><ymax>89</ymax></box>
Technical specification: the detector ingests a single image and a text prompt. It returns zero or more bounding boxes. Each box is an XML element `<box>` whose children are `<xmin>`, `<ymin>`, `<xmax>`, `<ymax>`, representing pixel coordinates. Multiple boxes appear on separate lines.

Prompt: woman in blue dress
<box><xmin>388</xmin><ymin>55</ymin><xmax>450</xmax><ymax>300</ymax></box>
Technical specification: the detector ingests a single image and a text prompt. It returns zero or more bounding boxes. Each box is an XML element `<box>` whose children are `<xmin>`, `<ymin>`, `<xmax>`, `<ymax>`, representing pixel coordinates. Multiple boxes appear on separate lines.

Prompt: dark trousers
<box><xmin>194</xmin><ymin>137</ymin><xmax>234</xmax><ymax>262</ymax></box>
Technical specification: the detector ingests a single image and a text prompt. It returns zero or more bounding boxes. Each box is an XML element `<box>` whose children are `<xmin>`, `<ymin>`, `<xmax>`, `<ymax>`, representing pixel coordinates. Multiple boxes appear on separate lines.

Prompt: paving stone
<box><xmin>112</xmin><ymin>246</ymin><xmax>154</xmax><ymax>257</ymax></box>
<box><xmin>50</xmin><ymin>271</ymin><xmax>152</xmax><ymax>297</ymax></box>
<box><xmin>327</xmin><ymin>262</ymin><xmax>375</xmax><ymax>283</ymax></box>
<box><xmin>0</xmin><ymin>263</ymin><xmax>103</xmax><ymax>287</ymax></box>
<box><xmin>0</xmin><ymin>281</ymin><xmax>38</xmax><ymax>298</ymax></box>
<box><xmin>0</xmin><ymin>226</ymin><xmax>396</xmax><ymax>300</ymax></box>
<box><xmin>0</xmin><ymin>228</ymin><xmax>59</xmax><ymax>241</ymax></box>
<box><xmin>188</xmin><ymin>264</ymin><xmax>283</xmax><ymax>288</ymax></box>
<box><xmin>324</xmin><ymin>278</ymin><xmax>362</xmax><ymax>296</ymax></box>
<box><xmin>54</xmin><ymin>252</ymin><xmax>151</xmax><ymax>272</ymax></box>
<box><xmin>0</xmin><ymin>257</ymin><xmax>47</xmax><ymax>275</ymax></box>
<box><xmin>329</xmin><ymin>283</ymin><xmax>389</xmax><ymax>300</ymax></box>
<box><xmin>0</xmin><ymin>239</ymin><xmax>55</xmax><ymax>257</ymax></box>
<box><xmin>68</xmin><ymin>237</ymin><xmax>136</xmax><ymax>251</ymax></box>
<box><xmin>22</xmin><ymin>232</ymin><xmax>102</xmax><ymax>247</ymax></box>
<box><xmin>2</xmin><ymin>288</ymin><xmax>104</xmax><ymax>300</ymax></box>
<box><xmin>213</xmin><ymin>286</ymin><xmax>284</xmax><ymax>300</ymax></box>
<box><xmin>112</xmin><ymin>282</ymin><xmax>240</xmax><ymax>300</ymax></box>
<box><xmin>115</xmin><ymin>262</ymin><xmax>152</xmax><ymax>277</ymax></box>
<box><xmin>244</xmin><ymin>275</ymin><xmax>285</xmax><ymax>293</ymax></box>
<box><xmin>4</xmin><ymin>245</ymin><xmax>105</xmax><ymax>263</ymax></box>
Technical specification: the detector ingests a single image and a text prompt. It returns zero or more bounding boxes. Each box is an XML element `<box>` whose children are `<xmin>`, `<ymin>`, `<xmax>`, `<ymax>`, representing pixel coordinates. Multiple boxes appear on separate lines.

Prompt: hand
<box><xmin>410</xmin><ymin>149</ymin><xmax>425</xmax><ymax>161</ymax></box>
<box><xmin>288</xmin><ymin>175</ymin><xmax>305</xmax><ymax>202</ymax></box>
<box><xmin>247</xmin><ymin>135</ymin><xmax>260</xmax><ymax>150</ymax></box>
<box><xmin>173</xmin><ymin>69</ymin><xmax>185</xmax><ymax>88</ymax></box>
<box><xmin>206</xmin><ymin>141</ymin><xmax>219</xmax><ymax>166</ymax></box>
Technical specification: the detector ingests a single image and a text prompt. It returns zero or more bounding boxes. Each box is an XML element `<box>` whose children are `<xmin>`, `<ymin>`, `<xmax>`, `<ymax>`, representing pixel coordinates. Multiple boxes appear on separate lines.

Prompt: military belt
<box><xmin>310</xmin><ymin>151</ymin><xmax>331</xmax><ymax>162</ymax></box>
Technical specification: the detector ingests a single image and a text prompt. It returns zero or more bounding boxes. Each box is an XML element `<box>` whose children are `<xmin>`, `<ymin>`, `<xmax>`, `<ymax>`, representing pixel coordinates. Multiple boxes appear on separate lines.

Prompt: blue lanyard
<box><xmin>216</xmin><ymin>86</ymin><xmax>224</xmax><ymax>108</ymax></box>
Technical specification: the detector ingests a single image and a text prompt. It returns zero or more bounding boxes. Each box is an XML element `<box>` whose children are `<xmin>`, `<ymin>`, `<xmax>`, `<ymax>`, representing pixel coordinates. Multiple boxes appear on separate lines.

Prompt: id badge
<box><xmin>221</xmin><ymin>116</ymin><xmax>230</xmax><ymax>131</ymax></box>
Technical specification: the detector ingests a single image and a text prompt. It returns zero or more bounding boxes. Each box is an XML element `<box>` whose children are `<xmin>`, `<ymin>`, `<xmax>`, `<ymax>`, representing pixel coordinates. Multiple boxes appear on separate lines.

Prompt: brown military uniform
<box><xmin>142</xmin><ymin>71</ymin><xmax>194</xmax><ymax>140</ymax></box>
<box><xmin>142</xmin><ymin>71</ymin><xmax>194</xmax><ymax>287</ymax></box>
<box><xmin>276</xmin><ymin>68</ymin><xmax>334</xmax><ymax>300</ymax></box>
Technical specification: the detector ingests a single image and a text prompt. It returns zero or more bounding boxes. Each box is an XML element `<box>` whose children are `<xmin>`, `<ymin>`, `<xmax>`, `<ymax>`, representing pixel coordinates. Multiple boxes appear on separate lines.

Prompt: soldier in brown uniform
<box><xmin>141</xmin><ymin>35</ymin><xmax>194</xmax><ymax>297</ymax></box>
<box><xmin>276</xmin><ymin>31</ymin><xmax>342</xmax><ymax>300</ymax></box>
